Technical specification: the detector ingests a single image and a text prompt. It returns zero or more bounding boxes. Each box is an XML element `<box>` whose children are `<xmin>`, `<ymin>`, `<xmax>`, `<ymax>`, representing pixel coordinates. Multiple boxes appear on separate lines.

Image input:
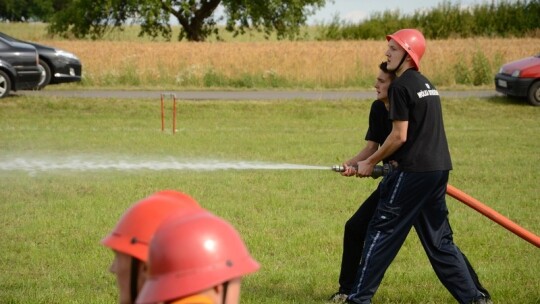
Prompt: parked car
<box><xmin>0</xmin><ymin>32</ymin><xmax>82</xmax><ymax>89</ymax></box>
<box><xmin>494</xmin><ymin>54</ymin><xmax>540</xmax><ymax>106</ymax></box>
<box><xmin>0</xmin><ymin>35</ymin><xmax>41</xmax><ymax>98</ymax></box>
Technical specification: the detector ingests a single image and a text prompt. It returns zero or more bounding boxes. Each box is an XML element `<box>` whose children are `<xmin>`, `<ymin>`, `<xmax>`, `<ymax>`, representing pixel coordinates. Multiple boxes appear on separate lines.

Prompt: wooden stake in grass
<box><xmin>161</xmin><ymin>93</ymin><xmax>177</xmax><ymax>134</ymax></box>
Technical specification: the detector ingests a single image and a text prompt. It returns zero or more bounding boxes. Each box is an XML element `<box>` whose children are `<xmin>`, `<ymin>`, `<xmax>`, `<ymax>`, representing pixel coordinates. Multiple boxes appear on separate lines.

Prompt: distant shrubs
<box><xmin>316</xmin><ymin>0</ymin><xmax>540</xmax><ymax>40</ymax></box>
<box><xmin>173</xmin><ymin>66</ymin><xmax>289</xmax><ymax>88</ymax></box>
<box><xmin>453</xmin><ymin>51</ymin><xmax>494</xmax><ymax>86</ymax></box>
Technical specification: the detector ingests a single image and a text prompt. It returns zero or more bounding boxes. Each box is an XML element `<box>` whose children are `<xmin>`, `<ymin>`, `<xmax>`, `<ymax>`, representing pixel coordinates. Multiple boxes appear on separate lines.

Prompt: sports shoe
<box><xmin>328</xmin><ymin>292</ymin><xmax>348</xmax><ymax>303</ymax></box>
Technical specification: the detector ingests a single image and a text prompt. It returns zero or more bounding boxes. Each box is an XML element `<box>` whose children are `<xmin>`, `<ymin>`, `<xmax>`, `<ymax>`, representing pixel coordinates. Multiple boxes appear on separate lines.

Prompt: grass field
<box><xmin>0</xmin><ymin>94</ymin><xmax>539</xmax><ymax>303</ymax></box>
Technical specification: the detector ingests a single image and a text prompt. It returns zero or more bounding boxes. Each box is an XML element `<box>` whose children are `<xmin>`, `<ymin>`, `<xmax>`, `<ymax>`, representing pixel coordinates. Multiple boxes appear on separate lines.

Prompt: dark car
<box><xmin>0</xmin><ymin>35</ymin><xmax>41</xmax><ymax>98</ymax></box>
<box><xmin>0</xmin><ymin>32</ymin><xmax>82</xmax><ymax>89</ymax></box>
<box><xmin>494</xmin><ymin>54</ymin><xmax>540</xmax><ymax>106</ymax></box>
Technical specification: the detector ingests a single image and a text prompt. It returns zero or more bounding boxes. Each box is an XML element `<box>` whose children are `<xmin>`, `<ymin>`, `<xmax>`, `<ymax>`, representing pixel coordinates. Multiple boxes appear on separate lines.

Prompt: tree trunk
<box><xmin>173</xmin><ymin>0</ymin><xmax>222</xmax><ymax>42</ymax></box>
<box><xmin>185</xmin><ymin>25</ymin><xmax>204</xmax><ymax>42</ymax></box>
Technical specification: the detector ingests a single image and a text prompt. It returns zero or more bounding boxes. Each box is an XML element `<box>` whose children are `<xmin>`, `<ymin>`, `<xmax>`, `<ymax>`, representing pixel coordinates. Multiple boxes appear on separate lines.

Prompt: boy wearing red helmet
<box><xmin>347</xmin><ymin>29</ymin><xmax>491</xmax><ymax>304</ymax></box>
<box><xmin>102</xmin><ymin>190</ymin><xmax>204</xmax><ymax>304</ymax></box>
<box><xmin>136</xmin><ymin>212</ymin><xmax>260</xmax><ymax>304</ymax></box>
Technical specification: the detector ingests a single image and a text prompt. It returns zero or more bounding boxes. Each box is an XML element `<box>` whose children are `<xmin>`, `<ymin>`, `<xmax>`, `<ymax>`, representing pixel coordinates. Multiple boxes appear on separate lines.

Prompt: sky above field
<box><xmin>307</xmin><ymin>0</ymin><xmax>484</xmax><ymax>24</ymax></box>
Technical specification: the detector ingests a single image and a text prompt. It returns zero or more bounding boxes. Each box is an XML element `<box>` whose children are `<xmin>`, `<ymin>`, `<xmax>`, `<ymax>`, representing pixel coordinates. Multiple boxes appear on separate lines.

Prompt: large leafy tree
<box><xmin>47</xmin><ymin>0</ymin><xmax>327</xmax><ymax>41</ymax></box>
<box><xmin>0</xmin><ymin>0</ymin><xmax>68</xmax><ymax>22</ymax></box>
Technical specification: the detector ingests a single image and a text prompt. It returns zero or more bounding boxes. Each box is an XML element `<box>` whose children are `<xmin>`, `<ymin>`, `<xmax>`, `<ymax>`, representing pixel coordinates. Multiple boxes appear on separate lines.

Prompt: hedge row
<box><xmin>316</xmin><ymin>0</ymin><xmax>540</xmax><ymax>40</ymax></box>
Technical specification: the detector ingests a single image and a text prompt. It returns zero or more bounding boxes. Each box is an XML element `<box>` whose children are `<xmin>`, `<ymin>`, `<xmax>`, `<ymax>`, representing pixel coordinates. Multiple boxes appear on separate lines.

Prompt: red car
<box><xmin>495</xmin><ymin>54</ymin><xmax>540</xmax><ymax>106</ymax></box>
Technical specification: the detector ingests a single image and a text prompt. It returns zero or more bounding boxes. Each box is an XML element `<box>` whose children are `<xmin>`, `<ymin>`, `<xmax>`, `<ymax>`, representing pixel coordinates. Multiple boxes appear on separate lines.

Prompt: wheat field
<box><xmin>1</xmin><ymin>23</ymin><xmax>539</xmax><ymax>88</ymax></box>
<box><xmin>37</xmin><ymin>38</ymin><xmax>540</xmax><ymax>88</ymax></box>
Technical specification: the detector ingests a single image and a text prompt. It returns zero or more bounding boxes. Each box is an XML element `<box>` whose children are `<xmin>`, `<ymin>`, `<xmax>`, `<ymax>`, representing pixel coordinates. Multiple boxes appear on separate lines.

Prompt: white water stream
<box><xmin>0</xmin><ymin>156</ymin><xmax>329</xmax><ymax>173</ymax></box>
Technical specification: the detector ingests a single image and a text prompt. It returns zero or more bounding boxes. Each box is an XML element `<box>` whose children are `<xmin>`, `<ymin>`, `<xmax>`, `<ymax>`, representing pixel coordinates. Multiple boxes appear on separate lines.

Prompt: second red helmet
<box><xmin>136</xmin><ymin>212</ymin><xmax>260</xmax><ymax>304</ymax></box>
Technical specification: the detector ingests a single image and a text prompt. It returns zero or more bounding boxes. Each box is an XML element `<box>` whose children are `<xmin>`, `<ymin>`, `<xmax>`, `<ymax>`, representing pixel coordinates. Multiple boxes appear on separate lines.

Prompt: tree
<box><xmin>47</xmin><ymin>0</ymin><xmax>327</xmax><ymax>42</ymax></box>
<box><xmin>0</xmin><ymin>0</ymin><xmax>69</xmax><ymax>22</ymax></box>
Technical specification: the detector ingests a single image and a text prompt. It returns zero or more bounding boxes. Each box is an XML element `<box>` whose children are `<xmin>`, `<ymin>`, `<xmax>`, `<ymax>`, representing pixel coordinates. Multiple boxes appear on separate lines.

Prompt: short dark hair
<box><xmin>379</xmin><ymin>62</ymin><xmax>396</xmax><ymax>80</ymax></box>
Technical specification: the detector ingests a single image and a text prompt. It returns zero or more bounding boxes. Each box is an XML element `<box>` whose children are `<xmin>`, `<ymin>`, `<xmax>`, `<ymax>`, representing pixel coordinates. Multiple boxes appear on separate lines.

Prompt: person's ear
<box><xmin>406</xmin><ymin>54</ymin><xmax>413</xmax><ymax>63</ymax></box>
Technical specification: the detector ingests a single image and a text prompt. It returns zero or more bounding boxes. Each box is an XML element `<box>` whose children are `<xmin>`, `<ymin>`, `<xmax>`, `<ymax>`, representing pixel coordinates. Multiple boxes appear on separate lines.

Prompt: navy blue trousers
<box><xmin>347</xmin><ymin>170</ymin><xmax>484</xmax><ymax>304</ymax></box>
<box><xmin>338</xmin><ymin>189</ymin><xmax>379</xmax><ymax>294</ymax></box>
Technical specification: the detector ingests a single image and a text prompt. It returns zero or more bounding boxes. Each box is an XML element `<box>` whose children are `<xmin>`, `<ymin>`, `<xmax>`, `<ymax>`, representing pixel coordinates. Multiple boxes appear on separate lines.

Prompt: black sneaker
<box><xmin>328</xmin><ymin>292</ymin><xmax>348</xmax><ymax>303</ymax></box>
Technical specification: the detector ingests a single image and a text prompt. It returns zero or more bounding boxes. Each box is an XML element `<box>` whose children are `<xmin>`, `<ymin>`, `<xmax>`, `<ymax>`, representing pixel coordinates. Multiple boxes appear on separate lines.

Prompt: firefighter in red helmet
<box><xmin>348</xmin><ymin>29</ymin><xmax>491</xmax><ymax>304</ymax></box>
<box><xmin>102</xmin><ymin>190</ymin><xmax>204</xmax><ymax>304</ymax></box>
<box><xmin>136</xmin><ymin>212</ymin><xmax>260</xmax><ymax>304</ymax></box>
<box><xmin>385</xmin><ymin>28</ymin><xmax>426</xmax><ymax>71</ymax></box>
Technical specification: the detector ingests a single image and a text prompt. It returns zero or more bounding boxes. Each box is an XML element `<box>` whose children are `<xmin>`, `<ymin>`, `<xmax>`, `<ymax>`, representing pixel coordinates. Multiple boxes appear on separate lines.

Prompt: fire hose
<box><xmin>331</xmin><ymin>164</ymin><xmax>540</xmax><ymax>248</ymax></box>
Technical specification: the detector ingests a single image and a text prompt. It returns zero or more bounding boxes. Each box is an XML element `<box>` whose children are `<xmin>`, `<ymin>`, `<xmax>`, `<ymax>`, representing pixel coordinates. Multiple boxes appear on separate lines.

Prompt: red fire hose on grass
<box><xmin>446</xmin><ymin>184</ymin><xmax>540</xmax><ymax>248</ymax></box>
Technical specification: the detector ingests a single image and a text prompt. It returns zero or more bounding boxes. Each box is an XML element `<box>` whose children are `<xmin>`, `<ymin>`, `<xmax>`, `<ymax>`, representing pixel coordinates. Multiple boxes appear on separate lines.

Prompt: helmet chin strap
<box><xmin>130</xmin><ymin>257</ymin><xmax>140</xmax><ymax>304</ymax></box>
<box><xmin>390</xmin><ymin>53</ymin><xmax>408</xmax><ymax>73</ymax></box>
<box><xmin>221</xmin><ymin>281</ymin><xmax>230</xmax><ymax>304</ymax></box>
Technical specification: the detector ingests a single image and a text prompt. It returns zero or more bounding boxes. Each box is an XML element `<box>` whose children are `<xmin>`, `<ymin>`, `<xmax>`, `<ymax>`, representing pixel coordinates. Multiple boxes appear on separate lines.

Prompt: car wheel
<box><xmin>36</xmin><ymin>59</ymin><xmax>51</xmax><ymax>90</ymax></box>
<box><xmin>528</xmin><ymin>81</ymin><xmax>540</xmax><ymax>106</ymax></box>
<box><xmin>0</xmin><ymin>70</ymin><xmax>12</xmax><ymax>98</ymax></box>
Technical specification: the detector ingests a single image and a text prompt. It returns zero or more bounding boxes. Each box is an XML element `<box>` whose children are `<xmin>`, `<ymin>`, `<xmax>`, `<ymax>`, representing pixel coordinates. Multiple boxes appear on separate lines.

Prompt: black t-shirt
<box><xmin>388</xmin><ymin>69</ymin><xmax>452</xmax><ymax>172</ymax></box>
<box><xmin>365</xmin><ymin>100</ymin><xmax>392</xmax><ymax>163</ymax></box>
<box><xmin>365</xmin><ymin>100</ymin><xmax>391</xmax><ymax>145</ymax></box>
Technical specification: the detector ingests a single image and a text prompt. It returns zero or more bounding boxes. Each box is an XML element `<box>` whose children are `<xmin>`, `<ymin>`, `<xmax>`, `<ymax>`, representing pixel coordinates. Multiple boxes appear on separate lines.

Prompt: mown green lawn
<box><xmin>0</xmin><ymin>95</ymin><xmax>538</xmax><ymax>303</ymax></box>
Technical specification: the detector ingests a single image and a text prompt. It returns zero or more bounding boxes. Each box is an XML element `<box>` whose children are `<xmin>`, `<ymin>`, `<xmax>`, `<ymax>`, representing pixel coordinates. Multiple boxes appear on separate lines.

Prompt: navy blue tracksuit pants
<box><xmin>339</xmin><ymin>184</ymin><xmax>490</xmax><ymax>297</ymax></box>
<box><xmin>348</xmin><ymin>170</ymin><xmax>484</xmax><ymax>304</ymax></box>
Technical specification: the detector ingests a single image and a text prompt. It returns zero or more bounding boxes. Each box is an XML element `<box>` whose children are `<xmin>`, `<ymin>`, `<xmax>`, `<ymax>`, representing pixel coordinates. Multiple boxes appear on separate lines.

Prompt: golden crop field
<box><xmin>47</xmin><ymin>38</ymin><xmax>540</xmax><ymax>88</ymax></box>
<box><xmin>1</xmin><ymin>23</ymin><xmax>539</xmax><ymax>89</ymax></box>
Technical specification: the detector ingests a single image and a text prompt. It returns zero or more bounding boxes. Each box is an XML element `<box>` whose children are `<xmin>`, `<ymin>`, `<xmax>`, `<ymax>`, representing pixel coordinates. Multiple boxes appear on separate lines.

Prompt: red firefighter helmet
<box><xmin>136</xmin><ymin>213</ymin><xmax>260</xmax><ymax>304</ymax></box>
<box><xmin>101</xmin><ymin>190</ymin><xmax>202</xmax><ymax>262</ymax></box>
<box><xmin>386</xmin><ymin>29</ymin><xmax>426</xmax><ymax>70</ymax></box>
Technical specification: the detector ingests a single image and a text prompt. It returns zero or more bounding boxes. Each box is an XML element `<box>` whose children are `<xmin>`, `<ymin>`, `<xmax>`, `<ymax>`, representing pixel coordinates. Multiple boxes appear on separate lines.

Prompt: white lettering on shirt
<box><xmin>417</xmin><ymin>89</ymin><xmax>439</xmax><ymax>98</ymax></box>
